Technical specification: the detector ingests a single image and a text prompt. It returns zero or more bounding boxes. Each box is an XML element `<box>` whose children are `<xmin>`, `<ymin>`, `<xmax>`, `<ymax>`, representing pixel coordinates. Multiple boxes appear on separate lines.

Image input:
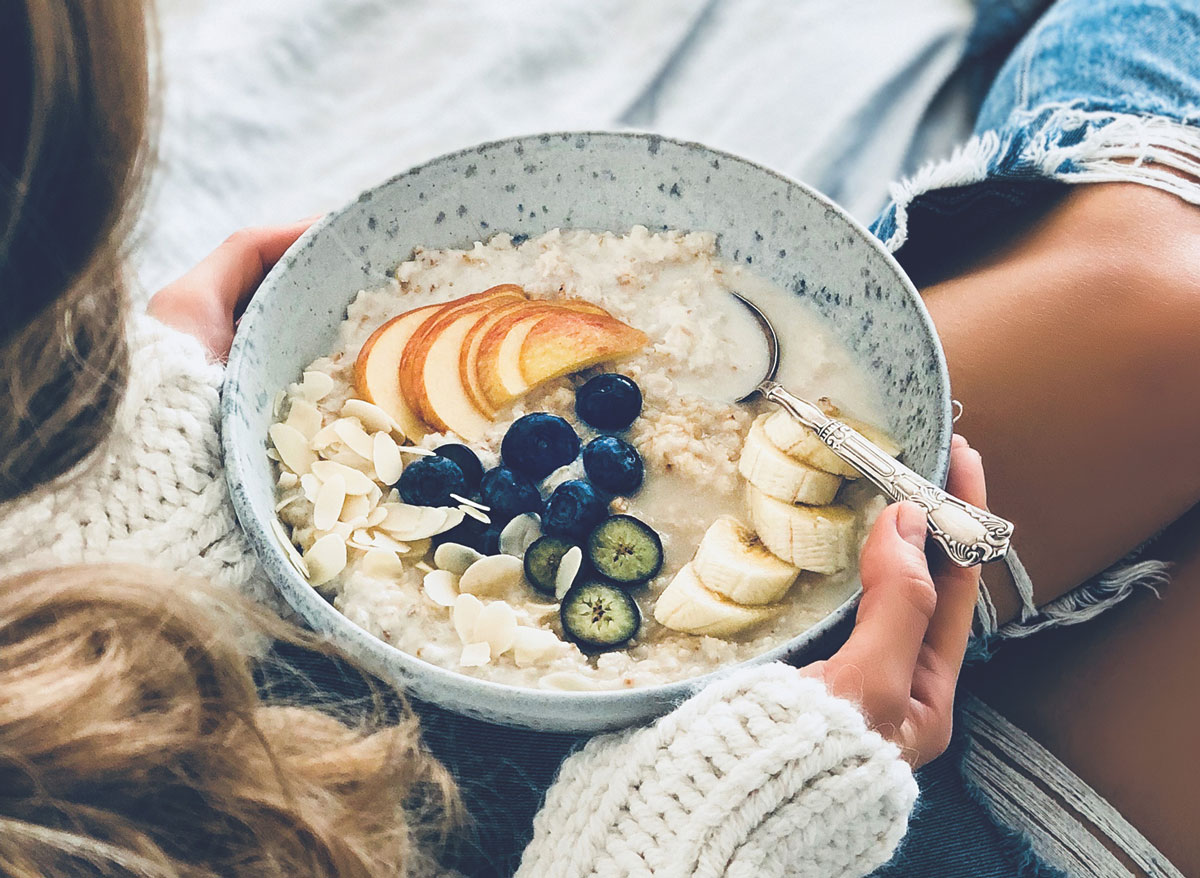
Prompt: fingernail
<box><xmin>951</xmin><ymin>434</ymin><xmax>969</xmax><ymax>450</ymax></box>
<box><xmin>896</xmin><ymin>502</ymin><xmax>927</xmax><ymax>548</ymax></box>
<box><xmin>297</xmin><ymin>213</ymin><xmax>324</xmax><ymax>224</ymax></box>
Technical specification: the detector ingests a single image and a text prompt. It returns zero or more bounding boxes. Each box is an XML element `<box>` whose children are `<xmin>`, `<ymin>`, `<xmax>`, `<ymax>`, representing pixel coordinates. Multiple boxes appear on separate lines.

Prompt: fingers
<box><xmin>920</xmin><ymin>436</ymin><xmax>987</xmax><ymax>674</ymax></box>
<box><xmin>197</xmin><ymin>219</ymin><xmax>317</xmax><ymax>314</ymax></box>
<box><xmin>827</xmin><ymin>500</ymin><xmax>935</xmax><ymax>723</ymax></box>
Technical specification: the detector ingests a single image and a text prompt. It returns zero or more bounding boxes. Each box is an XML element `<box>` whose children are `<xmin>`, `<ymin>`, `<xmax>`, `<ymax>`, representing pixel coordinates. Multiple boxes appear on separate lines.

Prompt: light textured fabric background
<box><xmin>136</xmin><ymin>0</ymin><xmax>977</xmax><ymax>295</ymax></box>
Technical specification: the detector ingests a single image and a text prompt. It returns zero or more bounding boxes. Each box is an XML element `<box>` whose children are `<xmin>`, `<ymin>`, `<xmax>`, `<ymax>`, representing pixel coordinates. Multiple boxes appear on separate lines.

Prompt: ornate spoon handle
<box><xmin>760</xmin><ymin>382</ymin><xmax>1013</xmax><ymax>567</ymax></box>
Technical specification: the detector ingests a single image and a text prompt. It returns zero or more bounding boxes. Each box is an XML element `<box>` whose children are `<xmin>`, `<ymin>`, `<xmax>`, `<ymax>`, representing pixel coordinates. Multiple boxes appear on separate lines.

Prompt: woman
<box><xmin>0</xmin><ymin>2</ymin><xmax>984</xmax><ymax>877</ymax></box>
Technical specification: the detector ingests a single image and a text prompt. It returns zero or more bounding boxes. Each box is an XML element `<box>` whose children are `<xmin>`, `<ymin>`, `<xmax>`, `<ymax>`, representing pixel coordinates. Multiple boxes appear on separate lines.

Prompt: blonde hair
<box><xmin>0</xmin><ymin>565</ymin><xmax>461</xmax><ymax>878</ymax></box>
<box><xmin>0</xmin><ymin>0</ymin><xmax>151</xmax><ymax>502</ymax></box>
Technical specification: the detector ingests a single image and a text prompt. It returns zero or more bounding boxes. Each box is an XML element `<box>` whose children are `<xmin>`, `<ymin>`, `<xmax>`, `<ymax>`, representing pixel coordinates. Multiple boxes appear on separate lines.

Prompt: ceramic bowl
<box><xmin>223</xmin><ymin>131</ymin><xmax>951</xmax><ymax>732</ymax></box>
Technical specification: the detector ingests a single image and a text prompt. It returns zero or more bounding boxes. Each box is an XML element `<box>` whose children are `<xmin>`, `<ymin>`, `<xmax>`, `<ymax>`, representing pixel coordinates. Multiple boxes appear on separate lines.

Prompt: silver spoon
<box><xmin>733</xmin><ymin>293</ymin><xmax>1013</xmax><ymax>567</ymax></box>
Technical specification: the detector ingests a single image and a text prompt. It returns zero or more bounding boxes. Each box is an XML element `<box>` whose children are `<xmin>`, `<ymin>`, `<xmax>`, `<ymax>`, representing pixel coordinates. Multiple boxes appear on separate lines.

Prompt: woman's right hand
<box><xmin>800</xmin><ymin>434</ymin><xmax>987</xmax><ymax>768</ymax></box>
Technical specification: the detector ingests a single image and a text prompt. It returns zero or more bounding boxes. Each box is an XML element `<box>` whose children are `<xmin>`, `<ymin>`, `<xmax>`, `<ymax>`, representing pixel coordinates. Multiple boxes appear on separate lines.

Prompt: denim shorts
<box><xmin>871</xmin><ymin>0</ymin><xmax>1200</xmax><ymax>655</ymax></box>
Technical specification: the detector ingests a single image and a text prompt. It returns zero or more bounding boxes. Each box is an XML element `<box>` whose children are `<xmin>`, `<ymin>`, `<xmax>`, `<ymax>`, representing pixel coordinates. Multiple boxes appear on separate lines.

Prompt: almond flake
<box><xmin>286</xmin><ymin>399</ymin><xmax>324</xmax><ymax>440</ymax></box>
<box><xmin>452</xmin><ymin>594</ymin><xmax>484</xmax><ymax>642</ymax></box>
<box><xmin>311</xmin><ymin>460</ymin><xmax>375</xmax><ymax>495</ymax></box>
<box><xmin>434</xmin><ymin>542</ymin><xmax>484</xmax><ymax>576</ymax></box>
<box><xmin>369</xmin><ymin>531</ymin><xmax>412</xmax><ymax>553</ymax></box>
<box><xmin>277</xmin><ymin>471</ymin><xmax>300</xmax><ymax>489</ymax></box>
<box><xmin>459</xmin><ymin>554</ymin><xmax>524</xmax><ymax>598</ymax></box>
<box><xmin>372</xmin><ymin>432</ymin><xmax>403</xmax><ymax>484</ymax></box>
<box><xmin>555</xmin><ymin>546</ymin><xmax>583</xmax><ymax>599</ymax></box>
<box><xmin>450</xmin><ymin>494</ymin><xmax>491</xmax><ymax>512</ymax></box>
<box><xmin>459</xmin><ymin>504</ymin><xmax>491</xmax><ymax>525</ymax></box>
<box><xmin>513</xmin><ymin>627</ymin><xmax>563</xmax><ymax>667</ymax></box>
<box><xmin>274</xmin><ymin>493</ymin><xmax>303</xmax><ymax>513</ymax></box>
<box><xmin>312</xmin><ymin>474</ymin><xmax>347</xmax><ymax>531</ymax></box>
<box><xmin>459</xmin><ymin>642</ymin><xmax>491</xmax><ymax>667</ymax></box>
<box><xmin>339</xmin><ymin>493</ymin><xmax>371</xmax><ymax>524</ymax></box>
<box><xmin>475</xmin><ymin>600</ymin><xmax>518</xmax><ymax>657</ymax></box>
<box><xmin>272</xmin><ymin>389</ymin><xmax>287</xmax><ymax>419</ymax></box>
<box><xmin>300</xmin><ymin>473</ymin><xmax>321</xmax><ymax>503</ymax></box>
<box><xmin>342</xmin><ymin>398</ymin><xmax>401</xmax><ymax>434</ymax></box>
<box><xmin>397</xmin><ymin>446</ymin><xmax>435</xmax><ymax>456</ymax></box>
<box><xmin>304</xmin><ymin>533</ymin><xmax>347</xmax><ymax>586</ymax></box>
<box><xmin>539</xmin><ymin>671</ymin><xmax>601</xmax><ymax>692</ymax></box>
<box><xmin>365</xmin><ymin>506</ymin><xmax>388</xmax><ymax>528</ymax></box>
<box><xmin>299</xmin><ymin>370</ymin><xmax>335</xmax><ymax>401</ymax></box>
<box><xmin>361</xmin><ymin>548</ymin><xmax>405</xmax><ymax>578</ymax></box>
<box><xmin>333</xmin><ymin>417</ymin><xmax>374</xmax><ymax>459</ymax></box>
<box><xmin>311</xmin><ymin>424</ymin><xmax>341</xmax><ymax>450</ymax></box>
<box><xmin>269</xmin><ymin>423</ymin><xmax>316</xmax><ymax>475</ymax></box>
<box><xmin>266</xmin><ymin>448</ymin><xmax>281</xmax><ymax>462</ymax></box>
<box><xmin>499</xmin><ymin>513</ymin><xmax>541</xmax><ymax>557</ymax></box>
<box><xmin>423</xmin><ymin>569</ymin><xmax>460</xmax><ymax>607</ymax></box>
<box><xmin>377</xmin><ymin>504</ymin><xmax>451</xmax><ymax>541</ymax></box>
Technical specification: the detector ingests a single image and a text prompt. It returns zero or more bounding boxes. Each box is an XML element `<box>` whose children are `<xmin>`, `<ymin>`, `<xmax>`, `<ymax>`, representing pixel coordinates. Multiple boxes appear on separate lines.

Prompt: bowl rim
<box><xmin>222</xmin><ymin>129</ymin><xmax>952</xmax><ymax>725</ymax></box>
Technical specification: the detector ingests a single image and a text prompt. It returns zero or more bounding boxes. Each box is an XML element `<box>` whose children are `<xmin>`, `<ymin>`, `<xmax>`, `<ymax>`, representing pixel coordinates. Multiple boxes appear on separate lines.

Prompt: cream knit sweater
<box><xmin>0</xmin><ymin>316</ymin><xmax>918</xmax><ymax>877</ymax></box>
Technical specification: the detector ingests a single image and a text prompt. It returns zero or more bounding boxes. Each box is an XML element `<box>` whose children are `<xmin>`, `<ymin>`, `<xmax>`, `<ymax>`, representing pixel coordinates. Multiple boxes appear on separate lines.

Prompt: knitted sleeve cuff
<box><xmin>121</xmin><ymin>314</ymin><xmax>225</xmax><ymax>422</ymax></box>
<box><xmin>516</xmin><ymin>662</ymin><xmax>917</xmax><ymax>878</ymax></box>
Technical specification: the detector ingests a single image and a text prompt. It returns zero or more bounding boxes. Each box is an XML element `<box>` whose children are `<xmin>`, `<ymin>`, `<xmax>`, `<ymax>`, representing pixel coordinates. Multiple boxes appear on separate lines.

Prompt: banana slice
<box><xmin>748</xmin><ymin>486</ymin><xmax>856</xmax><ymax>574</ymax></box>
<box><xmin>739</xmin><ymin>414</ymin><xmax>842</xmax><ymax>504</ymax></box>
<box><xmin>653</xmin><ymin>563</ymin><xmax>780</xmax><ymax>637</ymax></box>
<box><xmin>692</xmin><ymin>516</ymin><xmax>800</xmax><ymax>605</ymax></box>
<box><xmin>761</xmin><ymin>408</ymin><xmax>902</xmax><ymax>479</ymax></box>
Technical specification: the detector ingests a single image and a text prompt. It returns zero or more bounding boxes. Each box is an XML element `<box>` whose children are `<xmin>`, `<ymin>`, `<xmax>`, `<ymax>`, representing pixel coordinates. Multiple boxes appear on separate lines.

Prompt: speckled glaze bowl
<box><xmin>223</xmin><ymin>131</ymin><xmax>951</xmax><ymax>732</ymax></box>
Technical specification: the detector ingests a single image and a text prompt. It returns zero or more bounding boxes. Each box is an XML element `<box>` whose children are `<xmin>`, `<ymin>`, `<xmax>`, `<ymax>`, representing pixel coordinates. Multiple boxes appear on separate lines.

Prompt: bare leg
<box><xmin>970</xmin><ymin>506</ymin><xmax>1200</xmax><ymax>875</ymax></box>
<box><xmin>920</xmin><ymin>182</ymin><xmax>1200</xmax><ymax>623</ymax></box>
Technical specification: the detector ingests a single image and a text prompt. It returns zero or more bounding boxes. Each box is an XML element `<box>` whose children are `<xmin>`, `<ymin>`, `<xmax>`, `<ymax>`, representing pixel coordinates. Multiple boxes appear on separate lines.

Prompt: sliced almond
<box><xmin>513</xmin><ymin>627</ymin><xmax>563</xmax><ymax>667</ymax></box>
<box><xmin>286</xmin><ymin>398</ymin><xmax>324</xmax><ymax>440</ymax></box>
<box><xmin>475</xmin><ymin>600</ymin><xmax>519</xmax><ymax>657</ymax></box>
<box><xmin>423</xmin><ymin>569</ymin><xmax>460</xmax><ymax>607</ymax></box>
<box><xmin>539</xmin><ymin>671</ymin><xmax>602</xmax><ymax>692</ymax></box>
<box><xmin>272</xmin><ymin>389</ymin><xmax>287</xmax><ymax>419</ymax></box>
<box><xmin>311</xmin><ymin>460</ymin><xmax>375</xmax><ymax>495</ymax></box>
<box><xmin>372</xmin><ymin>432</ymin><xmax>403</xmax><ymax>485</ymax></box>
<box><xmin>278</xmin><ymin>471</ymin><xmax>300</xmax><ymax>489</ymax></box>
<box><xmin>398</xmin><ymin>446</ymin><xmax>435</xmax><ymax>457</ymax></box>
<box><xmin>269</xmin><ymin>517</ymin><xmax>309</xmax><ymax>578</ymax></box>
<box><xmin>459</xmin><ymin>504</ymin><xmax>491</xmax><ymax>525</ymax></box>
<box><xmin>459</xmin><ymin>642</ymin><xmax>491</xmax><ymax>667</ymax></box>
<box><xmin>339</xmin><ymin>493</ymin><xmax>371</xmax><ymax>524</ymax></box>
<box><xmin>269</xmin><ymin>423</ymin><xmax>317</xmax><ymax>475</ymax></box>
<box><xmin>342</xmin><ymin>398</ymin><xmax>401</xmax><ymax>435</ymax></box>
<box><xmin>452</xmin><ymin>594</ymin><xmax>484</xmax><ymax>642</ymax></box>
<box><xmin>299</xmin><ymin>370</ymin><xmax>335</xmax><ymax>401</ymax></box>
<box><xmin>555</xmin><ymin>546</ymin><xmax>583</xmax><ymax>600</ymax></box>
<box><xmin>311</xmin><ymin>423</ymin><xmax>341</xmax><ymax>450</ymax></box>
<box><xmin>304</xmin><ymin>533</ymin><xmax>347</xmax><ymax>586</ymax></box>
<box><xmin>459</xmin><ymin>554</ymin><xmax>524</xmax><ymax>598</ymax></box>
<box><xmin>361</xmin><ymin>548</ymin><xmax>405</xmax><ymax>578</ymax></box>
<box><xmin>312</xmin><ymin>474</ymin><xmax>346</xmax><ymax>531</ymax></box>
<box><xmin>434</xmin><ymin>542</ymin><xmax>484</xmax><ymax>576</ymax></box>
<box><xmin>377</xmin><ymin>504</ymin><xmax>453</xmax><ymax>541</ymax></box>
<box><xmin>499</xmin><ymin>513</ymin><xmax>542</xmax><ymax>557</ymax></box>
<box><xmin>274</xmin><ymin>493</ymin><xmax>303</xmax><ymax>513</ymax></box>
<box><xmin>365</xmin><ymin>506</ymin><xmax>388</xmax><ymax>528</ymax></box>
<box><xmin>451</xmin><ymin>494</ymin><xmax>490</xmax><ymax>512</ymax></box>
<box><xmin>266</xmin><ymin>448</ymin><xmax>282</xmax><ymax>462</ymax></box>
<box><xmin>300</xmin><ymin>473</ymin><xmax>321</xmax><ymax>503</ymax></box>
<box><xmin>333</xmin><ymin>417</ymin><xmax>374</xmax><ymax>460</ymax></box>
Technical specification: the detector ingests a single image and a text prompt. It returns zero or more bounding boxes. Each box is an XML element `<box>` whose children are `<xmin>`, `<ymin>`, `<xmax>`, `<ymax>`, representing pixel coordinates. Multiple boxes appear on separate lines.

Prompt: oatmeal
<box><xmin>268</xmin><ymin>227</ymin><xmax>893</xmax><ymax>690</ymax></box>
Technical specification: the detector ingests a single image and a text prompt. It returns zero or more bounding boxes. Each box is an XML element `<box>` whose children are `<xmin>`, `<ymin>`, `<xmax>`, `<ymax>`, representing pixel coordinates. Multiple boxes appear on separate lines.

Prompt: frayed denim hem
<box><xmin>959</xmin><ymin>696</ymin><xmax>1185</xmax><ymax>877</ymax></box>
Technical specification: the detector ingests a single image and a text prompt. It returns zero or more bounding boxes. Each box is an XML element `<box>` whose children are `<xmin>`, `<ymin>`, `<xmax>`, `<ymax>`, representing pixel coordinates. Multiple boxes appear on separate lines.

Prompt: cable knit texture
<box><xmin>0</xmin><ymin>315</ymin><xmax>276</xmax><ymax>610</ymax></box>
<box><xmin>0</xmin><ymin>323</ymin><xmax>917</xmax><ymax>876</ymax></box>
<box><xmin>516</xmin><ymin>663</ymin><xmax>917</xmax><ymax>878</ymax></box>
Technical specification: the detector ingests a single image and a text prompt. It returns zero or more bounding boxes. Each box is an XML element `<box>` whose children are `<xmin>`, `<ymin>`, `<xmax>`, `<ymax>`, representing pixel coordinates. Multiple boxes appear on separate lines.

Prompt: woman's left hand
<box><xmin>148</xmin><ymin>219</ymin><xmax>317</xmax><ymax>359</ymax></box>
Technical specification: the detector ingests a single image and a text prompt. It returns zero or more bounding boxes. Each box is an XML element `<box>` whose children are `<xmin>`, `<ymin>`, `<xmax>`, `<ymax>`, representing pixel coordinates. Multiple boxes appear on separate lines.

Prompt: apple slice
<box><xmin>519</xmin><ymin>311</ymin><xmax>647</xmax><ymax>387</ymax></box>
<box><xmin>354</xmin><ymin>302</ymin><xmax>444</xmax><ymax>440</ymax></box>
<box><xmin>464</xmin><ymin>298</ymin><xmax>609</xmax><ymax>416</ymax></box>
<box><xmin>399</xmin><ymin>287</ymin><xmax>527</xmax><ymax>439</ymax></box>
<box><xmin>461</xmin><ymin>298</ymin><xmax>531</xmax><ymax>417</ymax></box>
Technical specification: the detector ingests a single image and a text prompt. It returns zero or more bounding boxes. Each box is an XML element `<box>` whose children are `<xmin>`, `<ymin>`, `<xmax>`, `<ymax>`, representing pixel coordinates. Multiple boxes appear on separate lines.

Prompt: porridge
<box><xmin>267</xmin><ymin>227</ymin><xmax>899</xmax><ymax>690</ymax></box>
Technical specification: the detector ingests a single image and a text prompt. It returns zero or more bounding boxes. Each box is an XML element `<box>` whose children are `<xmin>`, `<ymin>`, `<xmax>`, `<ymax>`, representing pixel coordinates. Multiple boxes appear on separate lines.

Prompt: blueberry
<box><xmin>434</xmin><ymin>443</ymin><xmax>483</xmax><ymax>493</ymax></box>
<box><xmin>575</xmin><ymin>374</ymin><xmax>642</xmax><ymax>431</ymax></box>
<box><xmin>479</xmin><ymin>466</ymin><xmax>542</xmax><ymax>522</ymax></box>
<box><xmin>582</xmin><ymin>436</ymin><xmax>644</xmax><ymax>495</ymax></box>
<box><xmin>543</xmin><ymin>479</ymin><xmax>606</xmax><ymax>539</ymax></box>
<box><xmin>397</xmin><ymin>456</ymin><xmax>465</xmax><ymax>507</ymax></box>
<box><xmin>478</xmin><ymin>525</ymin><xmax>503</xmax><ymax>555</ymax></box>
<box><xmin>501</xmin><ymin>413</ymin><xmax>580</xmax><ymax>480</ymax></box>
